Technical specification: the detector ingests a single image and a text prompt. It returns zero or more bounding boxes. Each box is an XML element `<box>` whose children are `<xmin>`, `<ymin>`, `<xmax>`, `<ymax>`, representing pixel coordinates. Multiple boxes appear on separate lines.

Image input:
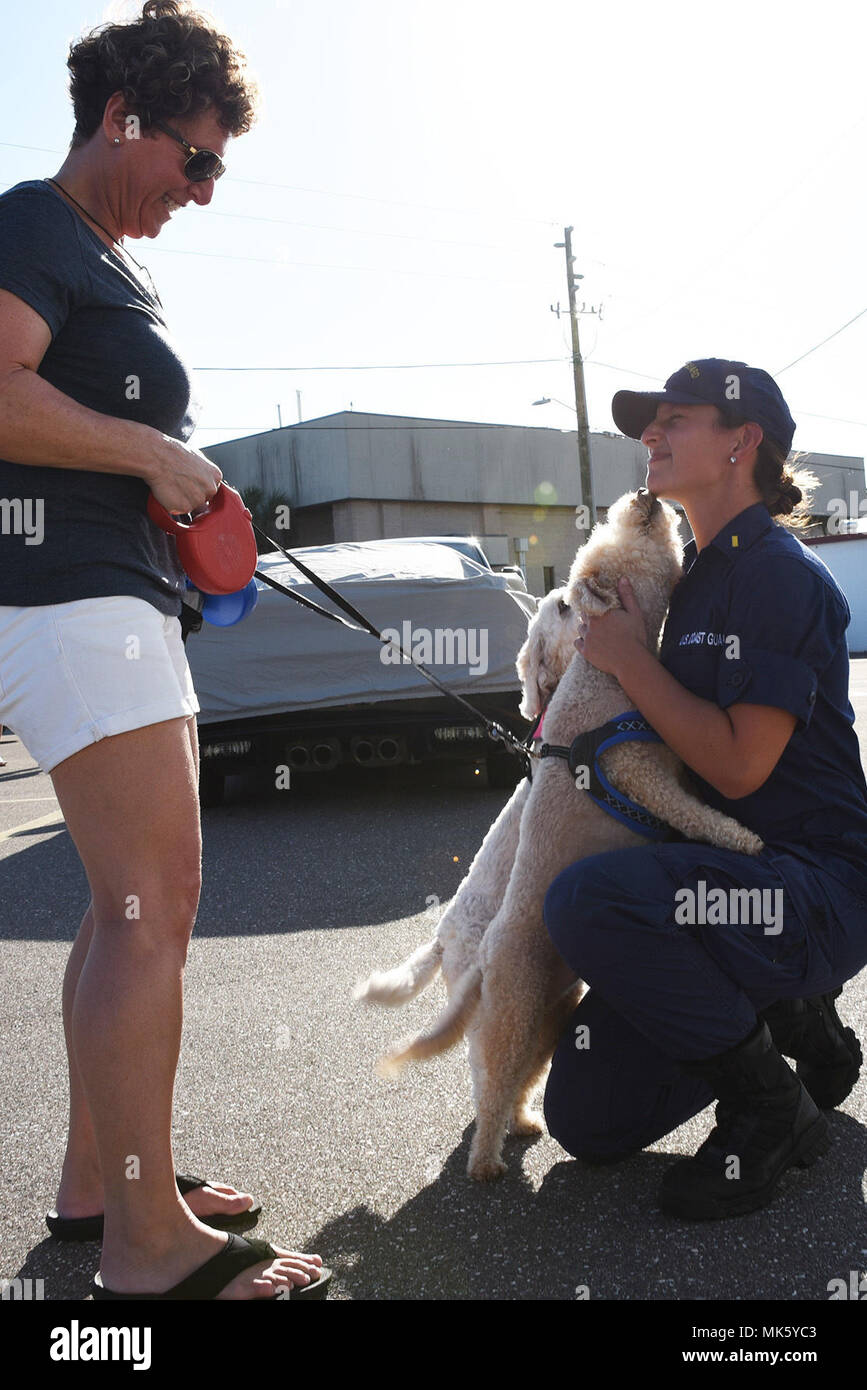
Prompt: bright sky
<box><xmin>2</xmin><ymin>0</ymin><xmax>866</xmax><ymax>476</ymax></box>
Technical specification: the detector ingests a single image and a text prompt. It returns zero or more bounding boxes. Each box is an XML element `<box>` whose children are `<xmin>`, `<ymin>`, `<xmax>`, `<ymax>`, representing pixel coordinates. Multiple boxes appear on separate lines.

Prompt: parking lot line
<box><xmin>0</xmin><ymin>797</ymin><xmax>61</xmax><ymax>802</ymax></box>
<box><xmin>0</xmin><ymin>810</ymin><xmax>66</xmax><ymax>844</ymax></box>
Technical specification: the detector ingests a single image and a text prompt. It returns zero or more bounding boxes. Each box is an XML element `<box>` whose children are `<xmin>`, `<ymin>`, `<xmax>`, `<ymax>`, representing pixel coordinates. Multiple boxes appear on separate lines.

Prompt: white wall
<box><xmin>805</xmin><ymin>535</ymin><xmax>867</xmax><ymax>653</ymax></box>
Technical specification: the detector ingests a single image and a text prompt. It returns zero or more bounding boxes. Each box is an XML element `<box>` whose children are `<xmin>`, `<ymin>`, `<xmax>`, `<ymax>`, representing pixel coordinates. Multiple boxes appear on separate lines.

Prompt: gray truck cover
<box><xmin>186</xmin><ymin>539</ymin><xmax>538</xmax><ymax>725</ymax></box>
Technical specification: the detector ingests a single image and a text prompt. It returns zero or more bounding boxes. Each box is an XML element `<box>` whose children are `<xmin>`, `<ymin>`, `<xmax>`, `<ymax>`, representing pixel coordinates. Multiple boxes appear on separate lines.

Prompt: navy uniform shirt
<box><xmin>658</xmin><ymin>501</ymin><xmax>867</xmax><ymax>904</ymax></box>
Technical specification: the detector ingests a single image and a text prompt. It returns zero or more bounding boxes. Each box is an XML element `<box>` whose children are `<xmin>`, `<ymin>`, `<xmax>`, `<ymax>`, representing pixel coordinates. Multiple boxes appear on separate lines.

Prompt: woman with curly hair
<box><xmin>0</xmin><ymin>1</ymin><xmax>329</xmax><ymax>1298</ymax></box>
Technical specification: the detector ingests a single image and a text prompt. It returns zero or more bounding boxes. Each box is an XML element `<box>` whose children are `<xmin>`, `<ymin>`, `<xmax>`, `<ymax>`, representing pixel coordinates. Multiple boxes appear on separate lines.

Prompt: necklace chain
<box><xmin>44</xmin><ymin>177</ymin><xmax>163</xmax><ymax>308</ymax></box>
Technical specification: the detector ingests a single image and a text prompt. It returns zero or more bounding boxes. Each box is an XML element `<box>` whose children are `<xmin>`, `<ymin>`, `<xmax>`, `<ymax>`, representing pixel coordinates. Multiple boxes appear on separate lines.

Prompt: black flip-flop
<box><xmin>46</xmin><ymin>1172</ymin><xmax>262</xmax><ymax>1241</ymax></box>
<box><xmin>91</xmin><ymin>1232</ymin><xmax>332</xmax><ymax>1300</ymax></box>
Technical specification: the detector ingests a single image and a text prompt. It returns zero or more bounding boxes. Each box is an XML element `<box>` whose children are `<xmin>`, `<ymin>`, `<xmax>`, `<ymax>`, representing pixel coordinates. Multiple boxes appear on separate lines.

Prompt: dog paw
<box><xmin>467</xmin><ymin>1156</ymin><xmax>506</xmax><ymax>1181</ymax></box>
<box><xmin>738</xmin><ymin>831</ymin><xmax>764</xmax><ymax>856</ymax></box>
<box><xmin>508</xmin><ymin>1111</ymin><xmax>545</xmax><ymax>1137</ymax></box>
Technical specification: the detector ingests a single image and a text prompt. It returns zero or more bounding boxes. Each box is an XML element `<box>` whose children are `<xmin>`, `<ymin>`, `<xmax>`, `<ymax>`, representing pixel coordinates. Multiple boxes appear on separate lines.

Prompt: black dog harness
<box><xmin>536</xmin><ymin>710</ymin><xmax>670</xmax><ymax>841</ymax></box>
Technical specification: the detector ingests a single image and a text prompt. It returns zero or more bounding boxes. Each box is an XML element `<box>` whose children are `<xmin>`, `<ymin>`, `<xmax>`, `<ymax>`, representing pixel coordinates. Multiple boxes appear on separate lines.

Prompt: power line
<box><xmin>204</xmin><ymin>174</ymin><xmax>559</xmax><ymax>226</ymax></box>
<box><xmin>136</xmin><ymin>243</ymin><xmax>542</xmax><ymax>286</ymax></box>
<box><xmin>193</xmin><ymin>356</ymin><xmax>572</xmax><ymax>371</ymax></box>
<box><xmin>585</xmin><ymin>359</ymin><xmax>663</xmax><ymax>383</ymax></box>
<box><xmin>198</xmin><ymin>208</ymin><xmax>540</xmax><ymax>254</ymax></box>
<box><xmin>189</xmin><ymin>353</ymin><xmax>867</xmax><ymax>434</ymax></box>
<box><xmin>776</xmin><ymin>308</ymin><xmax>867</xmax><ymax>375</ymax></box>
<box><xmin>798</xmin><ymin>409</ymin><xmax>867</xmax><ymax>429</ymax></box>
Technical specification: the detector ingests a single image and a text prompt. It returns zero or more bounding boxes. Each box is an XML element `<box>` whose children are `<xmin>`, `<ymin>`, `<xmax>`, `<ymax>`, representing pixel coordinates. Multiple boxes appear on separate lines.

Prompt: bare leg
<box><xmin>55</xmin><ymin>900</ymin><xmax>101</xmax><ymax>1215</ymax></box>
<box><xmin>53</xmin><ymin>719</ymin><xmax>255</xmax><ymax>1225</ymax></box>
<box><xmin>50</xmin><ymin>717</ymin><xmax>322</xmax><ymax>1297</ymax></box>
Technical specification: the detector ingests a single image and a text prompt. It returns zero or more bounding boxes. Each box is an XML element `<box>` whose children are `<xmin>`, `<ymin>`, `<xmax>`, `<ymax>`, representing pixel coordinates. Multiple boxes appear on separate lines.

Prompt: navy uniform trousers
<box><xmin>542</xmin><ymin>840</ymin><xmax>867</xmax><ymax>1160</ymax></box>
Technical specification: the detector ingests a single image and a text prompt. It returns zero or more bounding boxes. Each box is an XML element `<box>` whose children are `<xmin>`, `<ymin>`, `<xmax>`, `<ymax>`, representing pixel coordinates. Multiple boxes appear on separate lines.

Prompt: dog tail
<box><xmin>353</xmin><ymin>938</ymin><xmax>444</xmax><ymax>1007</ymax></box>
<box><xmin>376</xmin><ymin>965</ymin><xmax>483</xmax><ymax>1077</ymax></box>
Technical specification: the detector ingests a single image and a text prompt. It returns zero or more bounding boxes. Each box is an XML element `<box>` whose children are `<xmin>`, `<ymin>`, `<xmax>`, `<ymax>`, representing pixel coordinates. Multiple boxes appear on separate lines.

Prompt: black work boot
<box><xmin>659</xmin><ymin>1020</ymin><xmax>831</xmax><ymax>1220</ymax></box>
<box><xmin>759</xmin><ymin>987</ymin><xmax>862</xmax><ymax>1109</ymax></box>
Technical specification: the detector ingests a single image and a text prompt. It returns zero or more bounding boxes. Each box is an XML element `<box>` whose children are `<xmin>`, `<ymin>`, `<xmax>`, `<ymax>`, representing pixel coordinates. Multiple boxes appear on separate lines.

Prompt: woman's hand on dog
<box><xmin>575</xmin><ymin>576</ymin><xmax>649</xmax><ymax>677</ymax></box>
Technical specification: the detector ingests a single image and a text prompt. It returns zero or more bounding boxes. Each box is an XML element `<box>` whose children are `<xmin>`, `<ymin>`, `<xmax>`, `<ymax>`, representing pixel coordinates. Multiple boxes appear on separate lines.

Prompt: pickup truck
<box><xmin>184</xmin><ymin>537</ymin><xmax>537</xmax><ymax>805</ymax></box>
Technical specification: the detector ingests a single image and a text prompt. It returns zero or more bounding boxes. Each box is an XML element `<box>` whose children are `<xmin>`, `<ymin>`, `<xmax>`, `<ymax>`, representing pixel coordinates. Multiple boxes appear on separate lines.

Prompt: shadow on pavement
<box><xmin>0</xmin><ymin>767</ymin><xmax>513</xmax><ymax>940</ymax></box>
<box><xmin>302</xmin><ymin>1111</ymin><xmax>867</xmax><ymax>1301</ymax></box>
<box><xmin>13</xmin><ymin>1108</ymin><xmax>866</xmax><ymax>1301</ymax></box>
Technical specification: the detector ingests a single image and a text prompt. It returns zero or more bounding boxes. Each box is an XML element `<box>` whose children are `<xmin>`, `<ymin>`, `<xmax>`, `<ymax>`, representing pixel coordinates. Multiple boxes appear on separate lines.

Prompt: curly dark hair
<box><xmin>66</xmin><ymin>0</ymin><xmax>260</xmax><ymax>150</ymax></box>
<box><xmin>713</xmin><ymin>403</ymin><xmax>818</xmax><ymax>531</ymax></box>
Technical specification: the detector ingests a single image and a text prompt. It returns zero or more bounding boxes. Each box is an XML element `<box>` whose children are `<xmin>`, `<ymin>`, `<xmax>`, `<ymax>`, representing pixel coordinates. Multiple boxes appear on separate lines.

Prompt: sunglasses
<box><xmin>153</xmin><ymin>119</ymin><xmax>226</xmax><ymax>182</ymax></box>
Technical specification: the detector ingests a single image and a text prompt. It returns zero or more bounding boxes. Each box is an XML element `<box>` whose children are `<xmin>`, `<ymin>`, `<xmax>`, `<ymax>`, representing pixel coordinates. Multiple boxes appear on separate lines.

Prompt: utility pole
<box><xmin>553</xmin><ymin>227</ymin><xmax>598</xmax><ymax>534</ymax></box>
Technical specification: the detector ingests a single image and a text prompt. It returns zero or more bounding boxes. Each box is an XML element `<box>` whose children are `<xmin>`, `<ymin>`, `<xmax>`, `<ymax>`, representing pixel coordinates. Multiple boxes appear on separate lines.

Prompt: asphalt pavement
<box><xmin>1</xmin><ymin>661</ymin><xmax>866</xmax><ymax>1305</ymax></box>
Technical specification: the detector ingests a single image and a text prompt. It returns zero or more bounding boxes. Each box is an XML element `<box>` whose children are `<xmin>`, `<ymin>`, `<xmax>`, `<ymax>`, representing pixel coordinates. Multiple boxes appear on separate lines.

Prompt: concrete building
<box><xmin>202</xmin><ymin>410</ymin><xmax>866</xmax><ymax>600</ymax></box>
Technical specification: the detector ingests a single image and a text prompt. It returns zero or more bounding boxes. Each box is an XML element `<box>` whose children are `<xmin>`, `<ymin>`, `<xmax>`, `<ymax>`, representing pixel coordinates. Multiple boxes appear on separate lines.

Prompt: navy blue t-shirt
<box><xmin>0</xmin><ymin>179</ymin><xmax>200</xmax><ymax>615</ymax></box>
<box><xmin>659</xmin><ymin>501</ymin><xmax>867</xmax><ymax>900</ymax></box>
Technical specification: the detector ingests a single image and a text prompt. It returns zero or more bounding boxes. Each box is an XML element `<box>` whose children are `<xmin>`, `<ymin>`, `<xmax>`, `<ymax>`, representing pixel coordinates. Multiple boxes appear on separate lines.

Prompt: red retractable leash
<box><xmin>147</xmin><ymin>484</ymin><xmax>259</xmax><ymax>596</ymax></box>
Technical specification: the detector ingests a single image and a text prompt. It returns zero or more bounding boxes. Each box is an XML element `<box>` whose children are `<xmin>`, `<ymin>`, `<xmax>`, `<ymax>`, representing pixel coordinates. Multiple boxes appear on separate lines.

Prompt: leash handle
<box><xmin>147</xmin><ymin>484</ymin><xmax>230</xmax><ymax>535</ymax></box>
<box><xmin>147</xmin><ymin>483</ymin><xmax>258</xmax><ymax>596</ymax></box>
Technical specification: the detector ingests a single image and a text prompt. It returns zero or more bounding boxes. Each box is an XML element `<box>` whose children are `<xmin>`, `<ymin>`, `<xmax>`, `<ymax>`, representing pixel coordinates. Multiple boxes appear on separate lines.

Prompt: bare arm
<box><xmin>0</xmin><ymin>287</ymin><xmax>221</xmax><ymax>513</ymax></box>
<box><xmin>609</xmin><ymin>638</ymin><xmax>795</xmax><ymax>800</ymax></box>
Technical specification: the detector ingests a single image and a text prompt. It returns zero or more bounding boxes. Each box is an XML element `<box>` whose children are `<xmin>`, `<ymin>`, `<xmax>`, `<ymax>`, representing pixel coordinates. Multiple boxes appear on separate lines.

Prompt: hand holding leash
<box><xmin>147</xmin><ymin>482</ymin><xmax>259</xmax><ymax>597</ymax></box>
<box><xmin>145</xmin><ymin>433</ymin><xmax>223</xmax><ymax>515</ymax></box>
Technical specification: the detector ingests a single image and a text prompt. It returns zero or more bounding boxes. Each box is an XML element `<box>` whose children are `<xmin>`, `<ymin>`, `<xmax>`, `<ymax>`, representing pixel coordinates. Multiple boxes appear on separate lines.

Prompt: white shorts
<box><xmin>0</xmin><ymin>596</ymin><xmax>200</xmax><ymax>774</ymax></box>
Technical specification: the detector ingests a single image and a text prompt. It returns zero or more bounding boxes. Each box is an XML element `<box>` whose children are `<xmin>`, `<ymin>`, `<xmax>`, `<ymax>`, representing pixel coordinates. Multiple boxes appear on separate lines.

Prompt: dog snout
<box><xmin>634</xmin><ymin>487</ymin><xmax>660</xmax><ymax>523</ymax></box>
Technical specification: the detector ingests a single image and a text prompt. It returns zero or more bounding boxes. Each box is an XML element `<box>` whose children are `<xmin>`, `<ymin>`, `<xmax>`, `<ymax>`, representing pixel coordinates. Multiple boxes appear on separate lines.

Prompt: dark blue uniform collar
<box><xmin>682</xmin><ymin>501</ymin><xmax>774</xmax><ymax>574</ymax></box>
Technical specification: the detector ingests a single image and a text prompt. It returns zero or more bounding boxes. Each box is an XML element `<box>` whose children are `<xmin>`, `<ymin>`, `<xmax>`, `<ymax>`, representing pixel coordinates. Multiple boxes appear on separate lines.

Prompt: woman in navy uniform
<box><xmin>542</xmin><ymin>359</ymin><xmax>867</xmax><ymax>1219</ymax></box>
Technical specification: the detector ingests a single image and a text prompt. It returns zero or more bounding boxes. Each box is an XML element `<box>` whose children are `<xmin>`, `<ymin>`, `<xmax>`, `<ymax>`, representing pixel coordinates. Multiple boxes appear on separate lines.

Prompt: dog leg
<box><xmin>509</xmin><ymin>978</ymin><xmax>585</xmax><ymax>1136</ymax></box>
<box><xmin>439</xmin><ymin>774</ymin><xmax>532</xmax><ymax>977</ymax></box>
<box><xmin>467</xmin><ymin>936</ymin><xmax>568</xmax><ymax>1180</ymax></box>
<box><xmin>602</xmin><ymin>743</ymin><xmax>764</xmax><ymax>855</ymax></box>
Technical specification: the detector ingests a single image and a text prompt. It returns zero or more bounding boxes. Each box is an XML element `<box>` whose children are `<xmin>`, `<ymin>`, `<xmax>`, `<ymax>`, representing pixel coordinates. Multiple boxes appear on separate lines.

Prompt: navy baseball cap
<box><xmin>612</xmin><ymin>358</ymin><xmax>796</xmax><ymax>454</ymax></box>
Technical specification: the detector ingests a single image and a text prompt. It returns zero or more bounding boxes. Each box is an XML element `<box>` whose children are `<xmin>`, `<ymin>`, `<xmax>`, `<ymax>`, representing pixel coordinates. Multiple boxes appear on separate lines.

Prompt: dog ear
<box><xmin>516</xmin><ymin>625</ymin><xmax>554</xmax><ymax>720</ymax></box>
<box><xmin>573</xmin><ymin>572</ymin><xmax>621</xmax><ymax>617</ymax></box>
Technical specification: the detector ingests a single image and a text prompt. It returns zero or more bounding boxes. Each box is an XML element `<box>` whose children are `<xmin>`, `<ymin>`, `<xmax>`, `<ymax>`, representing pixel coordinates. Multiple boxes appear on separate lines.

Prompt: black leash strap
<box><xmin>249</xmin><ymin>521</ymin><xmax>531</xmax><ymax>760</ymax></box>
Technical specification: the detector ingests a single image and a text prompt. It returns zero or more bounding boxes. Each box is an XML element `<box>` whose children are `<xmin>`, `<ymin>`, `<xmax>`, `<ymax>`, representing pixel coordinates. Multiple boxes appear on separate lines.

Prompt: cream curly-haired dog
<box><xmin>356</xmin><ymin>489</ymin><xmax>763</xmax><ymax>1180</ymax></box>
